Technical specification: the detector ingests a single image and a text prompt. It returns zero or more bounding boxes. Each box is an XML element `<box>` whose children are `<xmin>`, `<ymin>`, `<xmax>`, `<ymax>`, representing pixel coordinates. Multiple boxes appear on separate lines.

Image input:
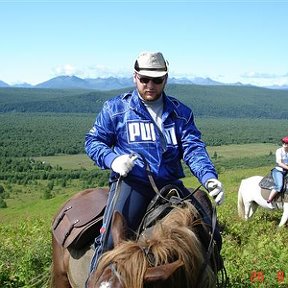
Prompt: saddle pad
<box><xmin>261</xmin><ymin>188</ymin><xmax>288</xmax><ymax>203</ymax></box>
<box><xmin>67</xmin><ymin>246</ymin><xmax>94</xmax><ymax>288</ymax></box>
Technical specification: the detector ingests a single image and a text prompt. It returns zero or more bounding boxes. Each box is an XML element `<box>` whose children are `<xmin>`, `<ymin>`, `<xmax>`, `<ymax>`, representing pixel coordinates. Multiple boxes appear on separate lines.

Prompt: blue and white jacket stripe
<box><xmin>85</xmin><ymin>89</ymin><xmax>217</xmax><ymax>186</ymax></box>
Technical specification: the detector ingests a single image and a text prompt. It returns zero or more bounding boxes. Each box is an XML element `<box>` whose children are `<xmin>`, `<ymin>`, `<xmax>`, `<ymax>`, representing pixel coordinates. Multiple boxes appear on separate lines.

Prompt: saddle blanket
<box><xmin>260</xmin><ymin>188</ymin><xmax>288</xmax><ymax>203</ymax></box>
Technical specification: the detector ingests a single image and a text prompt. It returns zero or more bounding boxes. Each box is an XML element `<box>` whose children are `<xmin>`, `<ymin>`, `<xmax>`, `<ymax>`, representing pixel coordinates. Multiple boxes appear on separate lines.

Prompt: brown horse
<box><xmin>51</xmin><ymin>187</ymin><xmax>225</xmax><ymax>288</ymax></box>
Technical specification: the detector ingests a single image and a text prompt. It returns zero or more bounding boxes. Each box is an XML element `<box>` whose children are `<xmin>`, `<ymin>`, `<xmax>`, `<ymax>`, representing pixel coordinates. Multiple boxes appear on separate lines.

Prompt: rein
<box><xmin>196</xmin><ymin>204</ymin><xmax>218</xmax><ymax>286</ymax></box>
<box><xmin>100</xmin><ymin>175</ymin><xmax>123</xmax><ymax>253</ymax></box>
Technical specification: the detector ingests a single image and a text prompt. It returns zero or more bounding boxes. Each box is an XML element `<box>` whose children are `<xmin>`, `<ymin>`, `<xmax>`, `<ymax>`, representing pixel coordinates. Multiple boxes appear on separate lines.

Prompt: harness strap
<box><xmin>196</xmin><ymin>203</ymin><xmax>222</xmax><ymax>286</ymax></box>
<box><xmin>144</xmin><ymin>156</ymin><xmax>166</xmax><ymax>200</ymax></box>
<box><xmin>101</xmin><ymin>176</ymin><xmax>123</xmax><ymax>249</ymax></box>
<box><xmin>144</xmin><ymin>154</ymin><xmax>201</xmax><ymax>201</ymax></box>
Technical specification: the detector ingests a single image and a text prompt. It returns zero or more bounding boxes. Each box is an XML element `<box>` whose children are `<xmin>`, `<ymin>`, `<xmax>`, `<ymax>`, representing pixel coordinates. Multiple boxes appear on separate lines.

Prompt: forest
<box><xmin>1</xmin><ymin>84</ymin><xmax>288</xmax><ymax>118</ymax></box>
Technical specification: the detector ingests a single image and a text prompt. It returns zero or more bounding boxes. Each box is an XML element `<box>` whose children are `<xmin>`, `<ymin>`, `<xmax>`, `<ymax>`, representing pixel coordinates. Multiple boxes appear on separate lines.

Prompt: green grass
<box><xmin>33</xmin><ymin>154</ymin><xmax>95</xmax><ymax>170</ymax></box>
<box><xmin>1</xmin><ymin>145</ymin><xmax>288</xmax><ymax>287</ymax></box>
<box><xmin>32</xmin><ymin>143</ymin><xmax>278</xmax><ymax>170</ymax></box>
<box><xmin>207</xmin><ymin>143</ymin><xmax>277</xmax><ymax>159</ymax></box>
<box><xmin>181</xmin><ymin>165</ymin><xmax>288</xmax><ymax>287</ymax></box>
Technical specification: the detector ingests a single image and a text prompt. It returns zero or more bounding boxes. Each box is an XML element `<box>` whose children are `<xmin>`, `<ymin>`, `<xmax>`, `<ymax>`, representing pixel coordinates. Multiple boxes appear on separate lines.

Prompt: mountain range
<box><xmin>0</xmin><ymin>75</ymin><xmax>224</xmax><ymax>90</ymax></box>
<box><xmin>0</xmin><ymin>75</ymin><xmax>287</xmax><ymax>90</ymax></box>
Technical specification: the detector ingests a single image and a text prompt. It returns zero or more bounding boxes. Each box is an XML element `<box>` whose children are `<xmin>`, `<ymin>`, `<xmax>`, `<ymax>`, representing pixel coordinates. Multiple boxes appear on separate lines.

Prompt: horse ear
<box><xmin>144</xmin><ymin>260</ymin><xmax>184</xmax><ymax>282</ymax></box>
<box><xmin>111</xmin><ymin>211</ymin><xmax>127</xmax><ymax>246</ymax></box>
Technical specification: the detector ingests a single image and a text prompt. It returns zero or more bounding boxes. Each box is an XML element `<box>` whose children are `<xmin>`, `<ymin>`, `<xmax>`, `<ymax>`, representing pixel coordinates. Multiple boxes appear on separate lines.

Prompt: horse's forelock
<box><xmin>95</xmin><ymin>243</ymin><xmax>148</xmax><ymax>288</ymax></box>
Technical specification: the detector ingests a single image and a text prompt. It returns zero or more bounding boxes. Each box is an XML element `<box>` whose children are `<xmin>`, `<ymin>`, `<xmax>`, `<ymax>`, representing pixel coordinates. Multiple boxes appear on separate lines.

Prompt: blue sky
<box><xmin>0</xmin><ymin>0</ymin><xmax>287</xmax><ymax>87</ymax></box>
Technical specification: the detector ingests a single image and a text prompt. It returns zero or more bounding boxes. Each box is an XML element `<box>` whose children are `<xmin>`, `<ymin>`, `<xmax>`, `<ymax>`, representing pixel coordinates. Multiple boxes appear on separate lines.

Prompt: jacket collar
<box><xmin>128</xmin><ymin>89</ymin><xmax>175</xmax><ymax>114</ymax></box>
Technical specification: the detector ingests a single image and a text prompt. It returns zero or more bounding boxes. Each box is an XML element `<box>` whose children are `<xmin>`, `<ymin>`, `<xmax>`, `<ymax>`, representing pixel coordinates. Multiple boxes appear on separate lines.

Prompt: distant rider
<box><xmin>267</xmin><ymin>136</ymin><xmax>288</xmax><ymax>203</ymax></box>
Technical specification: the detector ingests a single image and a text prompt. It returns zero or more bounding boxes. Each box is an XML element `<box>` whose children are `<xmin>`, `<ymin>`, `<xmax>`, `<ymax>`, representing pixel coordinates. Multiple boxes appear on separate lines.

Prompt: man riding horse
<box><xmin>85</xmin><ymin>51</ymin><xmax>224</xmax><ymax>286</ymax></box>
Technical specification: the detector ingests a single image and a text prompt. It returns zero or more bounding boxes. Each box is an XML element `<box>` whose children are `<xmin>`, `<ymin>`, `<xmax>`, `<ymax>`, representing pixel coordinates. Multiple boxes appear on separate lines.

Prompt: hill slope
<box><xmin>0</xmin><ymin>85</ymin><xmax>288</xmax><ymax>118</ymax></box>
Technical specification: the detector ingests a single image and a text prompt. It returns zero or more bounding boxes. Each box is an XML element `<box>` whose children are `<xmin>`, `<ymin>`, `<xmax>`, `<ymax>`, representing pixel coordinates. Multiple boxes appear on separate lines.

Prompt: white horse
<box><xmin>238</xmin><ymin>175</ymin><xmax>288</xmax><ymax>227</ymax></box>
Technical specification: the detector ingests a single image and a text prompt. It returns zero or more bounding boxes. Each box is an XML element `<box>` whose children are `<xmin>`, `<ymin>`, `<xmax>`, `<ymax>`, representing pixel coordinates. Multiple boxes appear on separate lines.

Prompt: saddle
<box><xmin>137</xmin><ymin>184</ymin><xmax>224</xmax><ymax>273</ymax></box>
<box><xmin>52</xmin><ymin>184</ymin><xmax>216</xmax><ymax>251</ymax></box>
<box><xmin>138</xmin><ymin>184</ymin><xmax>183</xmax><ymax>232</ymax></box>
<box><xmin>52</xmin><ymin>188</ymin><xmax>108</xmax><ymax>249</ymax></box>
<box><xmin>259</xmin><ymin>173</ymin><xmax>275</xmax><ymax>190</ymax></box>
<box><xmin>259</xmin><ymin>172</ymin><xmax>288</xmax><ymax>203</ymax></box>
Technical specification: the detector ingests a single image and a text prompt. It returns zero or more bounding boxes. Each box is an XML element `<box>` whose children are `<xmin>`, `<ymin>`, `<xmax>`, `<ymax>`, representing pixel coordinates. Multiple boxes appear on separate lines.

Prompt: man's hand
<box><xmin>111</xmin><ymin>154</ymin><xmax>138</xmax><ymax>177</ymax></box>
<box><xmin>205</xmin><ymin>178</ymin><xmax>224</xmax><ymax>205</ymax></box>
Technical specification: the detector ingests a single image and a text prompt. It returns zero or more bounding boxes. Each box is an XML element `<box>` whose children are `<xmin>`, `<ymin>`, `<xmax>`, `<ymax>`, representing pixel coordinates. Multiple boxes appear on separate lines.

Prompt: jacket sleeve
<box><xmin>85</xmin><ymin>101</ymin><xmax>118</xmax><ymax>169</ymax></box>
<box><xmin>181</xmin><ymin>110</ymin><xmax>218</xmax><ymax>186</ymax></box>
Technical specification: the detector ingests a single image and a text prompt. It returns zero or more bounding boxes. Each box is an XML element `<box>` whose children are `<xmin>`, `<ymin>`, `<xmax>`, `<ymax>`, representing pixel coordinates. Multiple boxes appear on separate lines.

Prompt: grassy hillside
<box><xmin>1</xmin><ymin>85</ymin><xmax>288</xmax><ymax>119</ymax></box>
<box><xmin>1</xmin><ymin>89</ymin><xmax>288</xmax><ymax>287</ymax></box>
<box><xmin>1</xmin><ymin>125</ymin><xmax>288</xmax><ymax>286</ymax></box>
<box><xmin>1</xmin><ymin>155</ymin><xmax>287</xmax><ymax>287</ymax></box>
<box><xmin>166</xmin><ymin>84</ymin><xmax>288</xmax><ymax>119</ymax></box>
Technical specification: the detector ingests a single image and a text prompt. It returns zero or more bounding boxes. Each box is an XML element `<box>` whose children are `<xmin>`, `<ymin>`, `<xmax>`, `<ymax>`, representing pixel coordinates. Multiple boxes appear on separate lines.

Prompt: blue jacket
<box><xmin>85</xmin><ymin>89</ymin><xmax>217</xmax><ymax>186</ymax></box>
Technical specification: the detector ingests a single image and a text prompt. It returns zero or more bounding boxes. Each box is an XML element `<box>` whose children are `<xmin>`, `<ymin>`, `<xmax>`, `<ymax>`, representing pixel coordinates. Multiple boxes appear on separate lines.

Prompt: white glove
<box><xmin>205</xmin><ymin>178</ymin><xmax>224</xmax><ymax>205</ymax></box>
<box><xmin>111</xmin><ymin>154</ymin><xmax>138</xmax><ymax>177</ymax></box>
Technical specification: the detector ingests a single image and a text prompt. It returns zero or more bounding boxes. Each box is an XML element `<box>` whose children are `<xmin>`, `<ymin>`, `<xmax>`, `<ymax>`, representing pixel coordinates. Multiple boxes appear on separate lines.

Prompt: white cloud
<box><xmin>85</xmin><ymin>64</ymin><xmax>131</xmax><ymax>78</ymax></box>
<box><xmin>241</xmin><ymin>71</ymin><xmax>280</xmax><ymax>79</ymax></box>
<box><xmin>52</xmin><ymin>64</ymin><xmax>78</xmax><ymax>77</ymax></box>
<box><xmin>50</xmin><ymin>63</ymin><xmax>132</xmax><ymax>79</ymax></box>
<box><xmin>238</xmin><ymin>71</ymin><xmax>288</xmax><ymax>87</ymax></box>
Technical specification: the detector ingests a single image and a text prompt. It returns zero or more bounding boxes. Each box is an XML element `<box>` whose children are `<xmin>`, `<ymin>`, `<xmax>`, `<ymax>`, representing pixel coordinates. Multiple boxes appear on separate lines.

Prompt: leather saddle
<box><xmin>259</xmin><ymin>172</ymin><xmax>288</xmax><ymax>203</ymax></box>
<box><xmin>52</xmin><ymin>188</ymin><xmax>108</xmax><ymax>249</ymax></box>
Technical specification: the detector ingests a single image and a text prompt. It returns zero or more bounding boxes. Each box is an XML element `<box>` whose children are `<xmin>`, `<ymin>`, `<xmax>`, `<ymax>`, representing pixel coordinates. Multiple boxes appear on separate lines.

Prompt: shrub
<box><xmin>0</xmin><ymin>197</ymin><xmax>7</xmax><ymax>208</ymax></box>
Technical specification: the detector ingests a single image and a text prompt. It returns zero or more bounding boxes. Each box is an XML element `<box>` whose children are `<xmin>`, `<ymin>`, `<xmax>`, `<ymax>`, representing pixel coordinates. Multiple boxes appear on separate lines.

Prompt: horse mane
<box><xmin>93</xmin><ymin>200</ymin><xmax>216</xmax><ymax>288</ymax></box>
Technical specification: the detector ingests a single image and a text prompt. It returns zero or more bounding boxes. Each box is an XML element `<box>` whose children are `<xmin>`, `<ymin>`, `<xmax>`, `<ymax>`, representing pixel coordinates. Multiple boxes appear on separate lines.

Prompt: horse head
<box><xmin>88</xmin><ymin>211</ymin><xmax>185</xmax><ymax>288</ymax></box>
<box><xmin>87</xmin><ymin>202</ymin><xmax>217</xmax><ymax>288</ymax></box>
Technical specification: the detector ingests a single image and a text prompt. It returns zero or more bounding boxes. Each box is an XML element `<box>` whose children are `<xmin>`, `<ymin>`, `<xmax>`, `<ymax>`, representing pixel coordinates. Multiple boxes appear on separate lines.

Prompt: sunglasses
<box><xmin>136</xmin><ymin>74</ymin><xmax>165</xmax><ymax>85</ymax></box>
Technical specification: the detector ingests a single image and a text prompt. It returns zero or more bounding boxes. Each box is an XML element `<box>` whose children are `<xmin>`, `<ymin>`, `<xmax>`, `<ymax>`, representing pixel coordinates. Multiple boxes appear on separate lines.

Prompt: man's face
<box><xmin>134</xmin><ymin>73</ymin><xmax>167</xmax><ymax>101</ymax></box>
